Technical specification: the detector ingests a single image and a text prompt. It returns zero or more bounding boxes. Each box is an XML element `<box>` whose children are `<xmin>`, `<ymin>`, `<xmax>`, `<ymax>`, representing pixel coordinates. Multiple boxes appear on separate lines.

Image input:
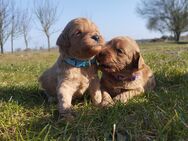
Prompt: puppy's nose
<box><xmin>91</xmin><ymin>35</ymin><xmax>100</xmax><ymax>42</ymax></box>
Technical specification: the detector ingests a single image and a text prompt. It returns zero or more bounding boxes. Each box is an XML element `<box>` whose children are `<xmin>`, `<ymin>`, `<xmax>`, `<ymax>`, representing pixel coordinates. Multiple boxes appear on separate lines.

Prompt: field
<box><xmin>0</xmin><ymin>42</ymin><xmax>188</xmax><ymax>141</ymax></box>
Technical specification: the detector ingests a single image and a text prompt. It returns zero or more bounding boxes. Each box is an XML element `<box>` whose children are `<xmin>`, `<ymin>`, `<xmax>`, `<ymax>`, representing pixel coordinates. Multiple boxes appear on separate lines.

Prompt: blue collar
<box><xmin>64</xmin><ymin>57</ymin><xmax>96</xmax><ymax>68</ymax></box>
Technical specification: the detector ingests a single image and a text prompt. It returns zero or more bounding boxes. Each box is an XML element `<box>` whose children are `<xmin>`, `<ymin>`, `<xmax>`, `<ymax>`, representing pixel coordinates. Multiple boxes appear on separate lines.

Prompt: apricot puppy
<box><xmin>39</xmin><ymin>18</ymin><xmax>105</xmax><ymax>117</ymax></box>
<box><xmin>97</xmin><ymin>36</ymin><xmax>156</xmax><ymax>106</ymax></box>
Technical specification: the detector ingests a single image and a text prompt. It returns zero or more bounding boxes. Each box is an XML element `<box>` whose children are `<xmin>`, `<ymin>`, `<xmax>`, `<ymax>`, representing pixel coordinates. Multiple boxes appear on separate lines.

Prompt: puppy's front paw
<box><xmin>100</xmin><ymin>91</ymin><xmax>114</xmax><ymax>107</ymax></box>
<box><xmin>100</xmin><ymin>100</ymin><xmax>114</xmax><ymax>108</ymax></box>
<box><xmin>113</xmin><ymin>95</ymin><xmax>128</xmax><ymax>103</ymax></box>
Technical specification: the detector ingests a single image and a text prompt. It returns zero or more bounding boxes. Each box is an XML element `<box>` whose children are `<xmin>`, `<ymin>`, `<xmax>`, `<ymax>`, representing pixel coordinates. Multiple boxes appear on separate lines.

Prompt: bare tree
<box><xmin>34</xmin><ymin>0</ymin><xmax>58</xmax><ymax>51</ymax></box>
<box><xmin>0</xmin><ymin>0</ymin><xmax>11</xmax><ymax>54</ymax></box>
<box><xmin>10</xmin><ymin>1</ymin><xmax>22</xmax><ymax>53</ymax></box>
<box><xmin>21</xmin><ymin>9</ymin><xmax>32</xmax><ymax>50</ymax></box>
<box><xmin>137</xmin><ymin>0</ymin><xmax>188</xmax><ymax>42</ymax></box>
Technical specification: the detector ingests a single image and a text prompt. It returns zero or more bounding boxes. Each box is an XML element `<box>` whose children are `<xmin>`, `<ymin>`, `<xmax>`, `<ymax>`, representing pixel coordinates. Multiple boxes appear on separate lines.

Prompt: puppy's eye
<box><xmin>116</xmin><ymin>48</ymin><xmax>124</xmax><ymax>54</ymax></box>
<box><xmin>74</xmin><ymin>30</ymin><xmax>82</xmax><ymax>36</ymax></box>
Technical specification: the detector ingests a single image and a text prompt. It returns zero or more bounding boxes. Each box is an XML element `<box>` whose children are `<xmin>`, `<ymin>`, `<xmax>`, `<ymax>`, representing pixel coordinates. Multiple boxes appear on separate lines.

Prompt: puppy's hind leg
<box><xmin>38</xmin><ymin>70</ymin><xmax>57</xmax><ymax>103</ymax></box>
<box><xmin>113</xmin><ymin>88</ymin><xmax>144</xmax><ymax>103</ymax></box>
<box><xmin>44</xmin><ymin>91</ymin><xmax>57</xmax><ymax>103</ymax></box>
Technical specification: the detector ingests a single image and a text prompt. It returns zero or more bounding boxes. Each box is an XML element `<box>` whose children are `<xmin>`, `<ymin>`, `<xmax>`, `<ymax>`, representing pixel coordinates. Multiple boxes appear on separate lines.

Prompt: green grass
<box><xmin>0</xmin><ymin>42</ymin><xmax>188</xmax><ymax>141</ymax></box>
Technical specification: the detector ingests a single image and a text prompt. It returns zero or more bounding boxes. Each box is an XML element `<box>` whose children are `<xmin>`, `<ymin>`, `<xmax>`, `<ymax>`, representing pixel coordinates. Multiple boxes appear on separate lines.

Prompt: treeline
<box><xmin>0</xmin><ymin>0</ymin><xmax>59</xmax><ymax>54</ymax></box>
<box><xmin>137</xmin><ymin>0</ymin><xmax>188</xmax><ymax>42</ymax></box>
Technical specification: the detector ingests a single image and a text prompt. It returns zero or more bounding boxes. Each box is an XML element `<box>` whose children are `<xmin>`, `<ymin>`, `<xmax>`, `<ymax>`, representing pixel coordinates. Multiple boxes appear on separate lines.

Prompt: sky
<box><xmin>4</xmin><ymin>0</ymin><xmax>161</xmax><ymax>52</ymax></box>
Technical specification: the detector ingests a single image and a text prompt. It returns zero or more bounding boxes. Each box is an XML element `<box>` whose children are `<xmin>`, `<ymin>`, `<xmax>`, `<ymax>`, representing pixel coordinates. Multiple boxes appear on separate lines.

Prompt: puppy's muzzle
<box><xmin>97</xmin><ymin>51</ymin><xmax>106</xmax><ymax>63</ymax></box>
<box><xmin>98</xmin><ymin>51</ymin><xmax>106</xmax><ymax>58</ymax></box>
<box><xmin>91</xmin><ymin>35</ymin><xmax>100</xmax><ymax>42</ymax></box>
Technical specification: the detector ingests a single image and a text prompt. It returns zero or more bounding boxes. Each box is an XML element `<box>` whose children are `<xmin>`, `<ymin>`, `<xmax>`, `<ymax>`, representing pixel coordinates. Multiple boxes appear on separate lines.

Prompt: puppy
<box><xmin>39</xmin><ymin>18</ymin><xmax>105</xmax><ymax>117</ymax></box>
<box><xmin>97</xmin><ymin>36</ymin><xmax>156</xmax><ymax>106</ymax></box>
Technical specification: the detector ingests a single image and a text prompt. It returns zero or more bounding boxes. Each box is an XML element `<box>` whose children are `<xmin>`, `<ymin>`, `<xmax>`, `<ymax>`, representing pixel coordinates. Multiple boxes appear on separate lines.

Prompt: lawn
<box><xmin>0</xmin><ymin>42</ymin><xmax>188</xmax><ymax>141</ymax></box>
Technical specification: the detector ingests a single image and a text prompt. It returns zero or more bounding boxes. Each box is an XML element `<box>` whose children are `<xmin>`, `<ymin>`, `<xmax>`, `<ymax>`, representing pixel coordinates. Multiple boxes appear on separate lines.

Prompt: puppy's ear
<box><xmin>56</xmin><ymin>31</ymin><xmax>70</xmax><ymax>55</ymax></box>
<box><xmin>132</xmin><ymin>52</ymin><xmax>145</xmax><ymax>70</ymax></box>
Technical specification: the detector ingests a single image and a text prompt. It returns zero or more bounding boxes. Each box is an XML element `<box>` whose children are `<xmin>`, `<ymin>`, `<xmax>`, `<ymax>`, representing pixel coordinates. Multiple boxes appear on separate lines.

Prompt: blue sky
<box><xmin>5</xmin><ymin>0</ymin><xmax>161</xmax><ymax>51</ymax></box>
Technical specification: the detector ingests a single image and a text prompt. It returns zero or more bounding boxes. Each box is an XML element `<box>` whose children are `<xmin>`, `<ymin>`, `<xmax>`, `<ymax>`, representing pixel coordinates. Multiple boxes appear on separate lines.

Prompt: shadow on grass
<box><xmin>155</xmin><ymin>72</ymin><xmax>188</xmax><ymax>91</ymax></box>
<box><xmin>29</xmin><ymin>72</ymin><xmax>187</xmax><ymax>140</ymax></box>
<box><xmin>177</xmin><ymin>41</ymin><xmax>188</xmax><ymax>44</ymax></box>
<box><xmin>0</xmin><ymin>84</ymin><xmax>48</xmax><ymax>108</ymax></box>
<box><xmin>1</xmin><ymin>72</ymin><xmax>187</xmax><ymax>107</ymax></box>
<box><xmin>1</xmin><ymin>73</ymin><xmax>188</xmax><ymax>140</ymax></box>
<box><xmin>164</xmin><ymin>41</ymin><xmax>188</xmax><ymax>45</ymax></box>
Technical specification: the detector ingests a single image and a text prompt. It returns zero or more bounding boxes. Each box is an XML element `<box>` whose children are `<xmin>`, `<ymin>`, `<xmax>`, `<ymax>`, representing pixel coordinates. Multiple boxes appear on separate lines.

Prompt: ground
<box><xmin>0</xmin><ymin>42</ymin><xmax>188</xmax><ymax>141</ymax></box>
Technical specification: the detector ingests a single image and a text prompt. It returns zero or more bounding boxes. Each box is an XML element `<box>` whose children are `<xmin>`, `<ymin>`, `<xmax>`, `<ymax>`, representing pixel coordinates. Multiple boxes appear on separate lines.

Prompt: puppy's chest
<box><xmin>64</xmin><ymin>66</ymin><xmax>97</xmax><ymax>84</ymax></box>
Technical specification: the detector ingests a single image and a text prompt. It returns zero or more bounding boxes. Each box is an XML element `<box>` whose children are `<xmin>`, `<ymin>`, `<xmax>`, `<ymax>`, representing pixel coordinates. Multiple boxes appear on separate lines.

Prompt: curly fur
<box><xmin>97</xmin><ymin>36</ymin><xmax>156</xmax><ymax>106</ymax></box>
<box><xmin>39</xmin><ymin>18</ymin><xmax>105</xmax><ymax>117</ymax></box>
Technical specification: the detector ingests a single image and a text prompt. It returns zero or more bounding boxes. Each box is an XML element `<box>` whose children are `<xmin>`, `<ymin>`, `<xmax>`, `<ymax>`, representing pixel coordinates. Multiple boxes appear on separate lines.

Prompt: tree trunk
<box><xmin>47</xmin><ymin>34</ymin><xmax>50</xmax><ymax>51</ymax></box>
<box><xmin>174</xmin><ymin>32</ymin><xmax>181</xmax><ymax>42</ymax></box>
<box><xmin>24</xmin><ymin>32</ymin><xmax>28</xmax><ymax>49</ymax></box>
<box><xmin>0</xmin><ymin>41</ymin><xmax>3</xmax><ymax>54</ymax></box>
<box><xmin>11</xmin><ymin>15</ymin><xmax>14</xmax><ymax>53</ymax></box>
<box><xmin>0</xmin><ymin>27</ymin><xmax>4</xmax><ymax>54</ymax></box>
<box><xmin>11</xmin><ymin>34</ymin><xmax>14</xmax><ymax>53</ymax></box>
